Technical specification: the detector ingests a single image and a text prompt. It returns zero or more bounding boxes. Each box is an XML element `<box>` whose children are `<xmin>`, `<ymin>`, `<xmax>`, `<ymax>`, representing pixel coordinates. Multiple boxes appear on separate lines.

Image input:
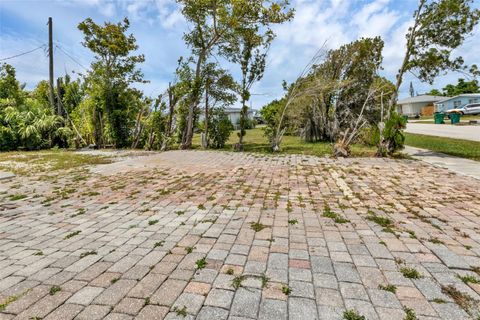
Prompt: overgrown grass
<box><xmin>0</xmin><ymin>149</ymin><xmax>112</xmax><ymax>175</ymax></box>
<box><xmin>405</xmin><ymin>133</ymin><xmax>480</xmax><ymax>161</ymax></box>
<box><xmin>193</xmin><ymin>127</ymin><xmax>376</xmax><ymax>157</ymax></box>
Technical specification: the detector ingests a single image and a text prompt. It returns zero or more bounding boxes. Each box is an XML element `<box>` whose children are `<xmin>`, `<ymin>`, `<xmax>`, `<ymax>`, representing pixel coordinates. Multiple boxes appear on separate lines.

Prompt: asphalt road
<box><xmin>405</xmin><ymin>123</ymin><xmax>480</xmax><ymax>142</ymax></box>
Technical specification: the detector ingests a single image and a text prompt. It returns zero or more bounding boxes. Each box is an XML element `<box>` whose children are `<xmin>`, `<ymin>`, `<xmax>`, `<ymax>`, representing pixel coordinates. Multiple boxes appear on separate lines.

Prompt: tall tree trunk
<box><xmin>181</xmin><ymin>51</ymin><xmax>205</xmax><ymax>149</ymax></box>
<box><xmin>235</xmin><ymin>75</ymin><xmax>248</xmax><ymax>151</ymax></box>
<box><xmin>202</xmin><ymin>83</ymin><xmax>209</xmax><ymax>148</ymax></box>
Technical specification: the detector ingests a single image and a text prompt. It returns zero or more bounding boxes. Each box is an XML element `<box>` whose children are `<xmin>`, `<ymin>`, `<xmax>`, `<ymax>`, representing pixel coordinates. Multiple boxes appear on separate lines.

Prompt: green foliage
<box><xmin>207</xmin><ymin>108</ymin><xmax>234</xmax><ymax>149</ymax></box>
<box><xmin>195</xmin><ymin>257</ymin><xmax>207</xmax><ymax>269</ymax></box>
<box><xmin>429</xmin><ymin>78</ymin><xmax>479</xmax><ymax>96</ymax></box>
<box><xmin>49</xmin><ymin>286</ymin><xmax>61</xmax><ymax>295</ymax></box>
<box><xmin>404</xmin><ymin>0</ymin><xmax>480</xmax><ymax>84</ymax></box>
<box><xmin>0</xmin><ymin>64</ymin><xmax>72</xmax><ymax>151</ymax></box>
<box><xmin>78</xmin><ymin>17</ymin><xmax>145</xmax><ymax>148</ymax></box>
<box><xmin>400</xmin><ymin>267</ymin><xmax>422</xmax><ymax>279</ymax></box>
<box><xmin>177</xmin><ymin>0</ymin><xmax>294</xmax><ymax>149</ymax></box>
<box><xmin>378</xmin><ymin>284</ymin><xmax>397</xmax><ymax>293</ymax></box>
<box><xmin>377</xmin><ymin>112</ymin><xmax>407</xmax><ymax>156</ymax></box>
<box><xmin>343</xmin><ymin>310</ymin><xmax>366</xmax><ymax>320</ymax></box>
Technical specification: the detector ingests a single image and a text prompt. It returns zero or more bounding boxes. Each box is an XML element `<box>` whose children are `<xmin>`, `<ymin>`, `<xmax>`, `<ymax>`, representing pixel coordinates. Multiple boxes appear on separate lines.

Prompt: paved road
<box><xmin>404</xmin><ymin>146</ymin><xmax>480</xmax><ymax>180</ymax></box>
<box><xmin>1</xmin><ymin>150</ymin><xmax>480</xmax><ymax>319</ymax></box>
<box><xmin>406</xmin><ymin>123</ymin><xmax>480</xmax><ymax>141</ymax></box>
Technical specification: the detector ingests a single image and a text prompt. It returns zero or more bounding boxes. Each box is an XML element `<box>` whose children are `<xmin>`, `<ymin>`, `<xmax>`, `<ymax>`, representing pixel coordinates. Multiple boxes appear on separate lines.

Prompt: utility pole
<box><xmin>48</xmin><ymin>17</ymin><xmax>55</xmax><ymax>113</ymax></box>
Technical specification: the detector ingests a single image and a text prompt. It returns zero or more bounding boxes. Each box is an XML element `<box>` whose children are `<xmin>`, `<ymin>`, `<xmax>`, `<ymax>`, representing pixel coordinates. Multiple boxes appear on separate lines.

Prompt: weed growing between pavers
<box><xmin>148</xmin><ymin>219</ymin><xmax>159</xmax><ymax>226</ymax></box>
<box><xmin>403</xmin><ymin>306</ymin><xmax>418</xmax><ymax>320</ymax></box>
<box><xmin>174</xmin><ymin>306</ymin><xmax>187</xmax><ymax>317</ymax></box>
<box><xmin>185</xmin><ymin>246</ymin><xmax>195</xmax><ymax>254</ymax></box>
<box><xmin>232</xmin><ymin>275</ymin><xmax>246</xmax><ymax>289</ymax></box>
<box><xmin>250</xmin><ymin>221</ymin><xmax>266</xmax><ymax>232</ymax></box>
<box><xmin>0</xmin><ymin>295</ymin><xmax>18</xmax><ymax>311</ymax></box>
<box><xmin>64</xmin><ymin>230</ymin><xmax>81</xmax><ymax>240</ymax></box>
<box><xmin>49</xmin><ymin>286</ymin><xmax>61</xmax><ymax>295</ymax></box>
<box><xmin>378</xmin><ymin>284</ymin><xmax>397</xmax><ymax>293</ymax></box>
<box><xmin>457</xmin><ymin>274</ymin><xmax>480</xmax><ymax>284</ymax></box>
<box><xmin>343</xmin><ymin>310</ymin><xmax>366</xmax><ymax>320</ymax></box>
<box><xmin>442</xmin><ymin>285</ymin><xmax>479</xmax><ymax>315</ymax></box>
<box><xmin>288</xmin><ymin>218</ymin><xmax>298</xmax><ymax>225</ymax></box>
<box><xmin>281</xmin><ymin>285</ymin><xmax>291</xmax><ymax>295</ymax></box>
<box><xmin>80</xmin><ymin>250</ymin><xmax>97</xmax><ymax>258</ymax></box>
<box><xmin>400</xmin><ymin>267</ymin><xmax>422</xmax><ymax>279</ymax></box>
<box><xmin>322</xmin><ymin>204</ymin><xmax>350</xmax><ymax>224</ymax></box>
<box><xmin>9</xmin><ymin>194</ymin><xmax>27</xmax><ymax>201</ymax></box>
<box><xmin>195</xmin><ymin>257</ymin><xmax>207</xmax><ymax>269</ymax></box>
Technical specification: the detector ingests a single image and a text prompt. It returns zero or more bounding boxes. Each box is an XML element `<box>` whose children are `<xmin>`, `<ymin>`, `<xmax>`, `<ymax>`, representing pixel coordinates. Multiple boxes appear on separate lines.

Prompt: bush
<box><xmin>382</xmin><ymin>112</ymin><xmax>407</xmax><ymax>154</ymax></box>
<box><xmin>208</xmin><ymin>108</ymin><xmax>234</xmax><ymax>149</ymax></box>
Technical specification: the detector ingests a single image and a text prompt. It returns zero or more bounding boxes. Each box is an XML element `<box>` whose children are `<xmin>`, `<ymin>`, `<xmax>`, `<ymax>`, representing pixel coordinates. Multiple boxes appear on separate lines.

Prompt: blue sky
<box><xmin>0</xmin><ymin>0</ymin><xmax>479</xmax><ymax>109</ymax></box>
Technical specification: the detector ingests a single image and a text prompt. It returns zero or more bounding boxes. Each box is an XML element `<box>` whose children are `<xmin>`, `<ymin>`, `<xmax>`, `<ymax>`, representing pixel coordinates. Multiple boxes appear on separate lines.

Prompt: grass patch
<box><xmin>378</xmin><ymin>284</ymin><xmax>396</xmax><ymax>293</ymax></box>
<box><xmin>457</xmin><ymin>274</ymin><xmax>480</xmax><ymax>284</ymax></box>
<box><xmin>154</xmin><ymin>241</ymin><xmax>165</xmax><ymax>248</ymax></box>
<box><xmin>441</xmin><ymin>285</ymin><xmax>476</xmax><ymax>313</ymax></box>
<box><xmin>80</xmin><ymin>250</ymin><xmax>97</xmax><ymax>258</ymax></box>
<box><xmin>49</xmin><ymin>286</ymin><xmax>61</xmax><ymax>295</ymax></box>
<box><xmin>193</xmin><ymin>127</ymin><xmax>376</xmax><ymax>157</ymax></box>
<box><xmin>195</xmin><ymin>257</ymin><xmax>207</xmax><ymax>269</ymax></box>
<box><xmin>403</xmin><ymin>306</ymin><xmax>418</xmax><ymax>320</ymax></box>
<box><xmin>232</xmin><ymin>275</ymin><xmax>246</xmax><ymax>289</ymax></box>
<box><xmin>250</xmin><ymin>221</ymin><xmax>267</xmax><ymax>232</ymax></box>
<box><xmin>282</xmin><ymin>285</ymin><xmax>291</xmax><ymax>295</ymax></box>
<box><xmin>64</xmin><ymin>230</ymin><xmax>81</xmax><ymax>240</ymax></box>
<box><xmin>405</xmin><ymin>133</ymin><xmax>480</xmax><ymax>161</ymax></box>
<box><xmin>0</xmin><ymin>150</ymin><xmax>112</xmax><ymax>175</ymax></box>
<box><xmin>9</xmin><ymin>194</ymin><xmax>27</xmax><ymax>201</ymax></box>
<box><xmin>288</xmin><ymin>219</ymin><xmax>298</xmax><ymax>225</ymax></box>
<box><xmin>148</xmin><ymin>219</ymin><xmax>159</xmax><ymax>226</ymax></box>
<box><xmin>173</xmin><ymin>306</ymin><xmax>187</xmax><ymax>317</ymax></box>
<box><xmin>323</xmin><ymin>205</ymin><xmax>350</xmax><ymax>224</ymax></box>
<box><xmin>343</xmin><ymin>310</ymin><xmax>366</xmax><ymax>320</ymax></box>
<box><xmin>400</xmin><ymin>267</ymin><xmax>422</xmax><ymax>279</ymax></box>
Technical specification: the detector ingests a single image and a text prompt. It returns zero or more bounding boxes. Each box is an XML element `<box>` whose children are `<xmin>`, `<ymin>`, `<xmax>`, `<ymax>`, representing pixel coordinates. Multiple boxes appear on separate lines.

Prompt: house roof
<box><xmin>434</xmin><ymin>93</ymin><xmax>480</xmax><ymax>104</ymax></box>
<box><xmin>397</xmin><ymin>95</ymin><xmax>447</xmax><ymax>105</ymax></box>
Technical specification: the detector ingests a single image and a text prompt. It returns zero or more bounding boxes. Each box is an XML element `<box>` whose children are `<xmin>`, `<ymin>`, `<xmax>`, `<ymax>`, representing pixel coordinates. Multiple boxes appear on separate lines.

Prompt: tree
<box><xmin>201</xmin><ymin>62</ymin><xmax>237</xmax><ymax>148</ymax></box>
<box><xmin>378</xmin><ymin>0</ymin><xmax>480</xmax><ymax>156</ymax></box>
<box><xmin>409</xmin><ymin>81</ymin><xmax>415</xmax><ymax>97</ymax></box>
<box><xmin>177</xmin><ymin>0</ymin><xmax>294</xmax><ymax>149</ymax></box>
<box><xmin>78</xmin><ymin>17</ymin><xmax>145</xmax><ymax>148</ymax></box>
<box><xmin>0</xmin><ymin>63</ymin><xmax>25</xmax><ymax>105</ymax></box>
<box><xmin>271</xmin><ymin>37</ymin><xmax>385</xmax><ymax>151</ymax></box>
<box><xmin>225</xmin><ymin>27</ymin><xmax>273</xmax><ymax>151</ymax></box>
<box><xmin>0</xmin><ymin>64</ymin><xmax>69</xmax><ymax>151</ymax></box>
<box><xmin>206</xmin><ymin>108</ymin><xmax>234</xmax><ymax>148</ymax></box>
<box><xmin>443</xmin><ymin>78</ymin><xmax>479</xmax><ymax>96</ymax></box>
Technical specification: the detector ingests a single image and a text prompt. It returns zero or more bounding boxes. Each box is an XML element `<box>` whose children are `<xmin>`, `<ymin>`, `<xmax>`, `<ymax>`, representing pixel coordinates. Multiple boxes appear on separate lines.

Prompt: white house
<box><xmin>397</xmin><ymin>95</ymin><xmax>446</xmax><ymax>117</ymax></box>
<box><xmin>199</xmin><ymin>107</ymin><xmax>256</xmax><ymax>129</ymax></box>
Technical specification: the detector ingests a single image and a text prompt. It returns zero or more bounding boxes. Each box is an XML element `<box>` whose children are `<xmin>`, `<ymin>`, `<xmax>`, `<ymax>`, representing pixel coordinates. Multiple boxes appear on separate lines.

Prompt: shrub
<box><xmin>207</xmin><ymin>108</ymin><xmax>234</xmax><ymax>148</ymax></box>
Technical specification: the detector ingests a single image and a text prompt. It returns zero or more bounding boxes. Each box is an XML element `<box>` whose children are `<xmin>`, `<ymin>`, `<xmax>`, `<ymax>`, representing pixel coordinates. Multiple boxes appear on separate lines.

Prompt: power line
<box><xmin>0</xmin><ymin>44</ymin><xmax>47</xmax><ymax>62</ymax></box>
<box><xmin>54</xmin><ymin>44</ymin><xmax>89</xmax><ymax>71</ymax></box>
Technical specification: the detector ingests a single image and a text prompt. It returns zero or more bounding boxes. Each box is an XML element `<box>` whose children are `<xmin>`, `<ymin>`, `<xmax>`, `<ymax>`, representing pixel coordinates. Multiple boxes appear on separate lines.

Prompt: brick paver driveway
<box><xmin>1</xmin><ymin>150</ymin><xmax>479</xmax><ymax>320</ymax></box>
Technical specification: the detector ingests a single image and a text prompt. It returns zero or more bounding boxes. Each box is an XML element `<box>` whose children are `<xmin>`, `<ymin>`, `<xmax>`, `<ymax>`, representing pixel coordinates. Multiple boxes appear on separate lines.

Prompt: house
<box><xmin>397</xmin><ymin>95</ymin><xmax>446</xmax><ymax>117</ymax></box>
<box><xmin>224</xmin><ymin>107</ymin><xmax>255</xmax><ymax>129</ymax></box>
<box><xmin>434</xmin><ymin>93</ymin><xmax>480</xmax><ymax>112</ymax></box>
<box><xmin>199</xmin><ymin>107</ymin><xmax>256</xmax><ymax>130</ymax></box>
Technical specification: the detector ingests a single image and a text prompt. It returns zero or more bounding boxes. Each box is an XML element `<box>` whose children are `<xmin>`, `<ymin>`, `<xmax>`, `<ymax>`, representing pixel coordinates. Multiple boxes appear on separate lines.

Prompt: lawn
<box><xmin>404</xmin><ymin>133</ymin><xmax>480</xmax><ymax>161</ymax></box>
<box><xmin>193</xmin><ymin>127</ymin><xmax>376</xmax><ymax>157</ymax></box>
<box><xmin>0</xmin><ymin>149</ymin><xmax>112</xmax><ymax>175</ymax></box>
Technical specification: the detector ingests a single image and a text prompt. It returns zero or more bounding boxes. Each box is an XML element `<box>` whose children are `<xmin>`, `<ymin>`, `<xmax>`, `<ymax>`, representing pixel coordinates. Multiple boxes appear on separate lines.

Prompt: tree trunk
<box><xmin>181</xmin><ymin>51</ymin><xmax>205</xmax><ymax>149</ymax></box>
<box><xmin>202</xmin><ymin>83</ymin><xmax>209</xmax><ymax>148</ymax></box>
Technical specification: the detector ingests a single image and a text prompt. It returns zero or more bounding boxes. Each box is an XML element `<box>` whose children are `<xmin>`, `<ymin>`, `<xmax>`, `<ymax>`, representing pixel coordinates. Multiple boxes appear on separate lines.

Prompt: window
<box><xmin>454</xmin><ymin>100</ymin><xmax>462</xmax><ymax>107</ymax></box>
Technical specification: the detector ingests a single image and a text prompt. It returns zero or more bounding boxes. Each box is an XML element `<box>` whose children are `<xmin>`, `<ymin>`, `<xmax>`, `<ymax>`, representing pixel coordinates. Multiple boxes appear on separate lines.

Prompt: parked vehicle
<box><xmin>446</xmin><ymin>103</ymin><xmax>480</xmax><ymax>115</ymax></box>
